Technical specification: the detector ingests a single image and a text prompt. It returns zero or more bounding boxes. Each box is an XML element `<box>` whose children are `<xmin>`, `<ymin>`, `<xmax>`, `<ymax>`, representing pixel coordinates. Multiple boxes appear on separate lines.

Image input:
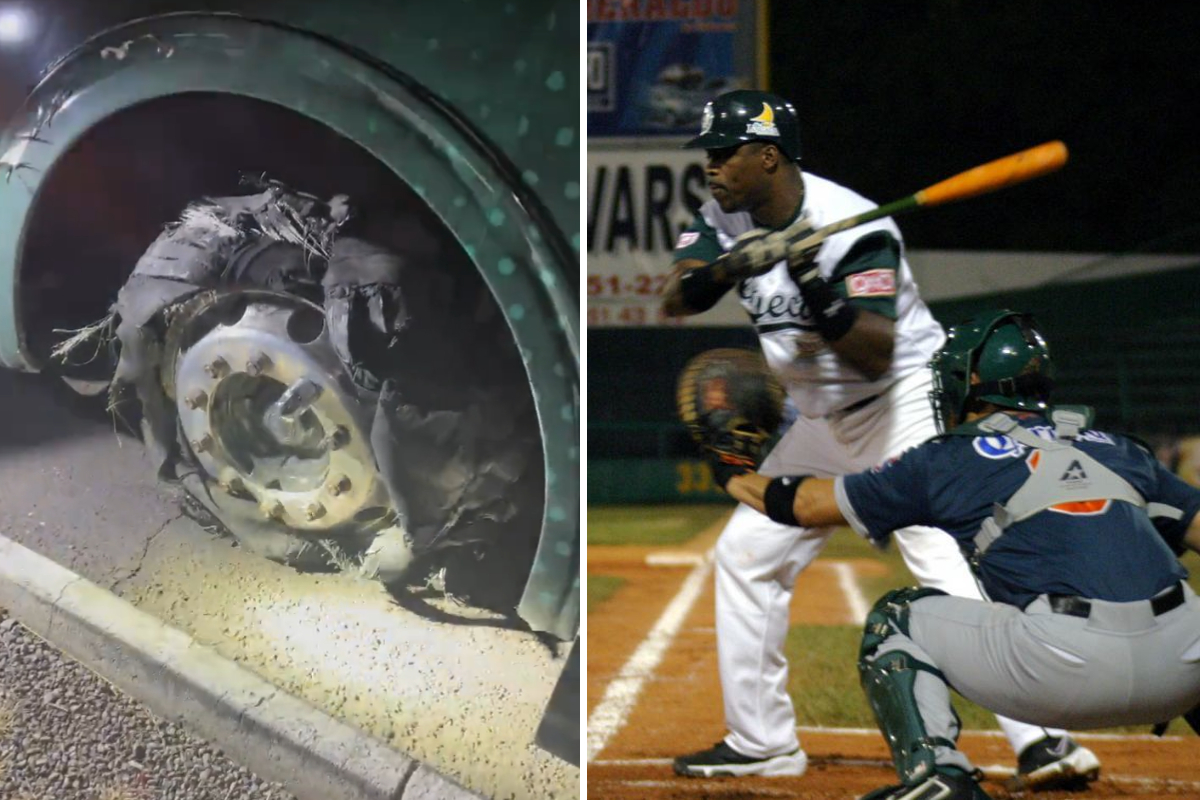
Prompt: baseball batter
<box><xmin>719</xmin><ymin>310</ymin><xmax>1200</xmax><ymax>800</ymax></box>
<box><xmin>662</xmin><ymin>90</ymin><xmax>1098</xmax><ymax>786</ymax></box>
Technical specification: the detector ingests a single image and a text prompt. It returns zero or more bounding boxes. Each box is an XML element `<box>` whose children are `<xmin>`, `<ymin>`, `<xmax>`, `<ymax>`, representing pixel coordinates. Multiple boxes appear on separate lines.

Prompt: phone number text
<box><xmin>586</xmin><ymin>273</ymin><xmax>670</xmax><ymax>297</ymax></box>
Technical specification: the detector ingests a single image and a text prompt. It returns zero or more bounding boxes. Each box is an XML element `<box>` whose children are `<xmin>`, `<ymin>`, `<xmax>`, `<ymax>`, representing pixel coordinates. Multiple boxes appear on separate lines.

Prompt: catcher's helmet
<box><xmin>683</xmin><ymin>90</ymin><xmax>802</xmax><ymax>162</ymax></box>
<box><xmin>929</xmin><ymin>310</ymin><xmax>1055</xmax><ymax>434</ymax></box>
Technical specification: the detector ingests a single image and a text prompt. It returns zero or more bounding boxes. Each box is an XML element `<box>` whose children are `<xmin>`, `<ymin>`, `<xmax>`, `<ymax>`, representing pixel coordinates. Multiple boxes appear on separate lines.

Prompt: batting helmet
<box><xmin>683</xmin><ymin>90</ymin><xmax>802</xmax><ymax>162</ymax></box>
<box><xmin>929</xmin><ymin>310</ymin><xmax>1055</xmax><ymax>434</ymax></box>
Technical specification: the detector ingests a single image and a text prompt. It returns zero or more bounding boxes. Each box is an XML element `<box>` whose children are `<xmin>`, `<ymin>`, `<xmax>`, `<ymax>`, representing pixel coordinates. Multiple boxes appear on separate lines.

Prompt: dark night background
<box><xmin>765</xmin><ymin>1</ymin><xmax>1200</xmax><ymax>255</ymax></box>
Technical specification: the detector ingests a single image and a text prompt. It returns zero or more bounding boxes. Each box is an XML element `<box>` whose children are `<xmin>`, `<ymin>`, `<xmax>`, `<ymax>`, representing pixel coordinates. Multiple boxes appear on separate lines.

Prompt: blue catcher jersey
<box><xmin>835</xmin><ymin>411</ymin><xmax>1200</xmax><ymax>608</ymax></box>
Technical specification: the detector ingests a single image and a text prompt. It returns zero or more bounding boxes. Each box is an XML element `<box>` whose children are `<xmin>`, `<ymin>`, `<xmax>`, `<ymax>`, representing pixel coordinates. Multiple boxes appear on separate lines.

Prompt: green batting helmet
<box><xmin>683</xmin><ymin>90</ymin><xmax>802</xmax><ymax>162</ymax></box>
<box><xmin>929</xmin><ymin>310</ymin><xmax>1055</xmax><ymax>434</ymax></box>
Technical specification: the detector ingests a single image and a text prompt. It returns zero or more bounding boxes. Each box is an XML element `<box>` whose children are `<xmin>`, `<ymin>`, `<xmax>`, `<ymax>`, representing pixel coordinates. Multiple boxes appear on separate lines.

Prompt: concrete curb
<box><xmin>0</xmin><ymin>534</ymin><xmax>485</xmax><ymax>800</ymax></box>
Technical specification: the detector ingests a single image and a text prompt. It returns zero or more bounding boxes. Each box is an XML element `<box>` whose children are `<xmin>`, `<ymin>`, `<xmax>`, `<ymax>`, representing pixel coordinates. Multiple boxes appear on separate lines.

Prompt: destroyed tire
<box><xmin>46</xmin><ymin>175</ymin><xmax>548</xmax><ymax>610</ymax></box>
<box><xmin>118</xmin><ymin>185</ymin><xmax>544</xmax><ymax>599</ymax></box>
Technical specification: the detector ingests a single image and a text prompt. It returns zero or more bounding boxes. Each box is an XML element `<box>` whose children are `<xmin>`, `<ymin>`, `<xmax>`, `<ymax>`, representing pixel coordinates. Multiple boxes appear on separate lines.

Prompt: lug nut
<box><xmin>328</xmin><ymin>475</ymin><xmax>351</xmax><ymax>496</ymax></box>
<box><xmin>245</xmin><ymin>352</ymin><xmax>271</xmax><ymax>376</ymax></box>
<box><xmin>260</xmin><ymin>499</ymin><xmax>285</xmax><ymax>520</ymax></box>
<box><xmin>321</xmin><ymin>426</ymin><xmax>350</xmax><ymax>450</ymax></box>
<box><xmin>204</xmin><ymin>357</ymin><xmax>229</xmax><ymax>378</ymax></box>
<box><xmin>191</xmin><ymin>434</ymin><xmax>214</xmax><ymax>453</ymax></box>
<box><xmin>304</xmin><ymin>502</ymin><xmax>326</xmax><ymax>521</ymax></box>
<box><xmin>184</xmin><ymin>390</ymin><xmax>208</xmax><ymax>410</ymax></box>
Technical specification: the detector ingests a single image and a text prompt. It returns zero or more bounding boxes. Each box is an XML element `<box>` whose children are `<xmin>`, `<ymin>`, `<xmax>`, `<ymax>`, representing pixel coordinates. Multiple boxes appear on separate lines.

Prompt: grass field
<box><xmin>588</xmin><ymin>575</ymin><xmax>625</xmax><ymax>612</ymax></box>
<box><xmin>588</xmin><ymin>502</ymin><xmax>1200</xmax><ymax>735</ymax></box>
<box><xmin>587</xmin><ymin>504</ymin><xmax>734</xmax><ymax>546</ymax></box>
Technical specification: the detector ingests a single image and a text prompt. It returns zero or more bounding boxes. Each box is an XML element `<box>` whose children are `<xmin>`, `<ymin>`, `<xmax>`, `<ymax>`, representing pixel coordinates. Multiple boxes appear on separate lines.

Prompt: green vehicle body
<box><xmin>0</xmin><ymin>0</ymin><xmax>579</xmax><ymax>763</ymax></box>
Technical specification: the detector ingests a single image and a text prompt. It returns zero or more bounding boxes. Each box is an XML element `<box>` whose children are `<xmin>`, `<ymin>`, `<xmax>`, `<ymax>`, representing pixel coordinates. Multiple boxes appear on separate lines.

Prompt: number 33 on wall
<box><xmin>675</xmin><ymin>460</ymin><xmax>715</xmax><ymax>495</ymax></box>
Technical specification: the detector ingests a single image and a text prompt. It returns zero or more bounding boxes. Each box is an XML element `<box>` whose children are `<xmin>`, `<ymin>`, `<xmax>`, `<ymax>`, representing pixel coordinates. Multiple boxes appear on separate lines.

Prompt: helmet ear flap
<box><xmin>929</xmin><ymin>349</ymin><xmax>972</xmax><ymax>434</ymax></box>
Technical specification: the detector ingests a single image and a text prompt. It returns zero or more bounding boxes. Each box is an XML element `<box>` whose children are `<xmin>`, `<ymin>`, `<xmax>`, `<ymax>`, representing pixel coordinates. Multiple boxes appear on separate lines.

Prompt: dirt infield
<box><xmin>587</xmin><ymin>515</ymin><xmax>1200</xmax><ymax>800</ymax></box>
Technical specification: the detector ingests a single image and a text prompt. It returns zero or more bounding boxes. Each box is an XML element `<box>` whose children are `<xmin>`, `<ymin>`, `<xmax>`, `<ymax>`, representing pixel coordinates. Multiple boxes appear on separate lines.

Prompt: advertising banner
<box><xmin>586</xmin><ymin>145</ymin><xmax>746</xmax><ymax>327</ymax></box>
<box><xmin>587</xmin><ymin>0</ymin><xmax>763</xmax><ymax>139</ymax></box>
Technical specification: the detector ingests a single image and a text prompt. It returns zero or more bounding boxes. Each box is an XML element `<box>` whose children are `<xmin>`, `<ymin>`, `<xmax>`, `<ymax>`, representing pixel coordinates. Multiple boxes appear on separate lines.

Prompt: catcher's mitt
<box><xmin>676</xmin><ymin>348</ymin><xmax>786</xmax><ymax>489</ymax></box>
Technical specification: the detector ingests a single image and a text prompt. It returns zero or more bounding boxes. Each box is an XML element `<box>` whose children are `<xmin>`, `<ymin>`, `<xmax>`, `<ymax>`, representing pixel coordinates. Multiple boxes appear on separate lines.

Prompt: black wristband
<box><xmin>764</xmin><ymin>475</ymin><xmax>809</xmax><ymax>527</ymax></box>
<box><xmin>795</xmin><ymin>272</ymin><xmax>858</xmax><ymax>341</ymax></box>
<box><xmin>679</xmin><ymin>263</ymin><xmax>733</xmax><ymax>313</ymax></box>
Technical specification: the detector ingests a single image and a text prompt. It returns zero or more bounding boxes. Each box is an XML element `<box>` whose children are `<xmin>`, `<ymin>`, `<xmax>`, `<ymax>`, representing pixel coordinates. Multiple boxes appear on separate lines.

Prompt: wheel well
<box><xmin>17</xmin><ymin>91</ymin><xmax>545</xmax><ymax>608</ymax></box>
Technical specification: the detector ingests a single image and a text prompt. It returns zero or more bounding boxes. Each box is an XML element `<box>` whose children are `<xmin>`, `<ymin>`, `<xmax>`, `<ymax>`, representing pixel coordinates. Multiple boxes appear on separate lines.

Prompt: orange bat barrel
<box><xmin>916</xmin><ymin>140</ymin><xmax>1069</xmax><ymax>208</ymax></box>
<box><xmin>790</xmin><ymin>140</ymin><xmax>1071</xmax><ymax>254</ymax></box>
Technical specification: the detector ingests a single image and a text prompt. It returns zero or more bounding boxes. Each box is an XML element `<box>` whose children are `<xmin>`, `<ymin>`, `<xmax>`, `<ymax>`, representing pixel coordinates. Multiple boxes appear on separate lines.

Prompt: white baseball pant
<box><xmin>716</xmin><ymin>367</ymin><xmax>1069</xmax><ymax>758</ymax></box>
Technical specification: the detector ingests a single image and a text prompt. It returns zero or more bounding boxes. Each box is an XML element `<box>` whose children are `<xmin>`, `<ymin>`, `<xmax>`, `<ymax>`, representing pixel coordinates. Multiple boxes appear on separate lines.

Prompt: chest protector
<box><xmin>972</xmin><ymin>409</ymin><xmax>1148</xmax><ymax>559</ymax></box>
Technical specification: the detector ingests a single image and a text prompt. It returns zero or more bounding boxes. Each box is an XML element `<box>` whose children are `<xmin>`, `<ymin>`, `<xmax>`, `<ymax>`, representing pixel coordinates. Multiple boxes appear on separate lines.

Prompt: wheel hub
<box><xmin>173</xmin><ymin>296</ymin><xmax>391</xmax><ymax>532</ymax></box>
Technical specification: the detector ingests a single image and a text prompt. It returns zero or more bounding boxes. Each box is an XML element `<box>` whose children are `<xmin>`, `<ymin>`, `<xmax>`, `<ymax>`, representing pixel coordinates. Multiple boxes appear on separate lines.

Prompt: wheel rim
<box><xmin>173</xmin><ymin>293</ymin><xmax>391</xmax><ymax>532</ymax></box>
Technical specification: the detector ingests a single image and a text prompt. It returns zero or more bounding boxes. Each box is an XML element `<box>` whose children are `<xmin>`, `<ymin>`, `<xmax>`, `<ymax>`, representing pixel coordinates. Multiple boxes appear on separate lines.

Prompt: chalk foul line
<box><xmin>586</xmin><ymin>547</ymin><xmax>715</xmax><ymax>762</ymax></box>
<box><xmin>830</xmin><ymin>560</ymin><xmax>870</xmax><ymax>625</ymax></box>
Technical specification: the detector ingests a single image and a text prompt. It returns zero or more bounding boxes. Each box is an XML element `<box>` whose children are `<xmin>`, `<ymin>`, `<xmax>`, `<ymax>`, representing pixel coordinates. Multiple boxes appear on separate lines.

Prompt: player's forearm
<box><xmin>789</xmin><ymin>261</ymin><xmax>895</xmax><ymax>380</ymax></box>
<box><xmin>726</xmin><ymin>471</ymin><xmax>771</xmax><ymax>510</ymax></box>
<box><xmin>661</xmin><ymin>258</ymin><xmax>736</xmax><ymax>317</ymax></box>
<box><xmin>828</xmin><ymin>309</ymin><xmax>895</xmax><ymax>381</ymax></box>
<box><xmin>661</xmin><ymin>270</ymin><xmax>701</xmax><ymax>317</ymax></box>
<box><xmin>1183</xmin><ymin>514</ymin><xmax>1200</xmax><ymax>554</ymax></box>
<box><xmin>727</xmin><ymin>472</ymin><xmax>845</xmax><ymax>528</ymax></box>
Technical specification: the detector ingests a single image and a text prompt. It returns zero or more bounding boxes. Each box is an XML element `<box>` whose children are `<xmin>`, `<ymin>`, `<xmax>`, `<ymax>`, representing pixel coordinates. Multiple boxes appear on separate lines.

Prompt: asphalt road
<box><xmin>0</xmin><ymin>370</ymin><xmax>578</xmax><ymax>800</ymax></box>
<box><xmin>0</xmin><ymin>370</ymin><xmax>178</xmax><ymax>587</ymax></box>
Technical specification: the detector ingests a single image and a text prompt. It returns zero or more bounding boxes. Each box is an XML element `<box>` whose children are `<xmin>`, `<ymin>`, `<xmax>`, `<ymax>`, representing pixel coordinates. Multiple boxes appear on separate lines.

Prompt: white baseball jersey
<box><xmin>674</xmin><ymin>170</ymin><xmax>946</xmax><ymax>418</ymax></box>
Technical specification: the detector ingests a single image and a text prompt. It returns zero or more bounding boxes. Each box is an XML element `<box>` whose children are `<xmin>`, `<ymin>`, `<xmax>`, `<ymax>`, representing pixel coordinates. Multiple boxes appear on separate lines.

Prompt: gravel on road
<box><xmin>0</xmin><ymin>607</ymin><xmax>298</xmax><ymax>800</ymax></box>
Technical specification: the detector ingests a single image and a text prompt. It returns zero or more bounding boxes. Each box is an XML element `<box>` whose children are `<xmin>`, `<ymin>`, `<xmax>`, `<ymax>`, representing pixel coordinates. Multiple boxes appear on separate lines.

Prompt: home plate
<box><xmin>645</xmin><ymin>553</ymin><xmax>706</xmax><ymax>567</ymax></box>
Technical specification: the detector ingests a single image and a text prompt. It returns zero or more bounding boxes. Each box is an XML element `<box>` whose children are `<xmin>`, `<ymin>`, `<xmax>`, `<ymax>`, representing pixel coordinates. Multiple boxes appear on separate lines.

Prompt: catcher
<box><xmin>679</xmin><ymin>310</ymin><xmax>1200</xmax><ymax>800</ymax></box>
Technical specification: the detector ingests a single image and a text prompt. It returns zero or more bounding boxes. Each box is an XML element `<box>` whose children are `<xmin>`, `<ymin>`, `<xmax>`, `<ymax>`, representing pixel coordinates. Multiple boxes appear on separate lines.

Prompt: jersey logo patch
<box><xmin>846</xmin><ymin>269</ymin><xmax>897</xmax><ymax>298</ymax></box>
<box><xmin>972</xmin><ymin>435</ymin><xmax>1025</xmax><ymax>460</ymax></box>
<box><xmin>1060</xmin><ymin>460</ymin><xmax>1088</xmax><ymax>481</ymax></box>
<box><xmin>675</xmin><ymin>231</ymin><xmax>700</xmax><ymax>249</ymax></box>
<box><xmin>870</xmin><ymin>455</ymin><xmax>902</xmax><ymax>473</ymax></box>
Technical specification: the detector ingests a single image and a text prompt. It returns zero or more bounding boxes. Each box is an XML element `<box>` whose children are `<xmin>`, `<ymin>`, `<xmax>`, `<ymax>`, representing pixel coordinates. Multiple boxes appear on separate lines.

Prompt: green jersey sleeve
<box><xmin>830</xmin><ymin>230</ymin><xmax>902</xmax><ymax>320</ymax></box>
<box><xmin>672</xmin><ymin>212</ymin><xmax>725</xmax><ymax>265</ymax></box>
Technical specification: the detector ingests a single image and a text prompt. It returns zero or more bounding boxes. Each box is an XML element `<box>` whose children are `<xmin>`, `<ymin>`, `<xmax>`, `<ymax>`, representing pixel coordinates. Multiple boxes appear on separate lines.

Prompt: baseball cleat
<box><xmin>672</xmin><ymin>741</ymin><xmax>807</xmax><ymax>777</ymax></box>
<box><xmin>858</xmin><ymin>768</ymin><xmax>994</xmax><ymax>800</ymax></box>
<box><xmin>1008</xmin><ymin>736</ymin><xmax>1101</xmax><ymax>791</ymax></box>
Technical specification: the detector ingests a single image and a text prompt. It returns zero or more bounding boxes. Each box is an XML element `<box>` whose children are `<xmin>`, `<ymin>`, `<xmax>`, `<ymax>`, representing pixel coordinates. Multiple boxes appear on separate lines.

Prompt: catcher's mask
<box><xmin>929</xmin><ymin>310</ymin><xmax>1055</xmax><ymax>434</ymax></box>
<box><xmin>682</xmin><ymin>89</ymin><xmax>802</xmax><ymax>162</ymax></box>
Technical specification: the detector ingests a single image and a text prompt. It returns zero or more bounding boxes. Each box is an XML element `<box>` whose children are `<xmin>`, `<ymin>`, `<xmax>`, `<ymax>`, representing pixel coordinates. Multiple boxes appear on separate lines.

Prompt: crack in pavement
<box><xmin>45</xmin><ymin>574</ymin><xmax>84</xmax><ymax>639</ymax></box>
<box><xmin>234</xmin><ymin>687</ymin><xmax>278</xmax><ymax>731</ymax></box>
<box><xmin>390</xmin><ymin>758</ymin><xmax>420</xmax><ymax>800</ymax></box>
<box><xmin>249</xmin><ymin>689</ymin><xmax>276</xmax><ymax>711</ymax></box>
<box><xmin>108</xmin><ymin>506</ymin><xmax>186</xmax><ymax>595</ymax></box>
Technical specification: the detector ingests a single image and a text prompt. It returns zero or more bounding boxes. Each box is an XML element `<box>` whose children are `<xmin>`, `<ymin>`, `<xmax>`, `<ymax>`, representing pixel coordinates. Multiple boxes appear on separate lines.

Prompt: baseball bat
<box><xmin>786</xmin><ymin>140</ymin><xmax>1069</xmax><ymax>253</ymax></box>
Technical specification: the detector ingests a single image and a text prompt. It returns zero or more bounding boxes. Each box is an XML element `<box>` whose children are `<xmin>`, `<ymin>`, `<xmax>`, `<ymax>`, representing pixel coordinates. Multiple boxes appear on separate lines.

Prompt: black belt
<box><xmin>836</xmin><ymin>393</ymin><xmax>882</xmax><ymax>416</ymax></box>
<box><xmin>1048</xmin><ymin>582</ymin><xmax>1185</xmax><ymax>619</ymax></box>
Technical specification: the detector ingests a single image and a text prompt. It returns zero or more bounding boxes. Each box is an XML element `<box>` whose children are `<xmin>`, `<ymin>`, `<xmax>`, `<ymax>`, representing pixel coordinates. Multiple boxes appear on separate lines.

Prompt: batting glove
<box><xmin>785</xmin><ymin>234</ymin><xmax>822</xmax><ymax>284</ymax></box>
<box><xmin>713</xmin><ymin>228</ymin><xmax>788</xmax><ymax>283</ymax></box>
